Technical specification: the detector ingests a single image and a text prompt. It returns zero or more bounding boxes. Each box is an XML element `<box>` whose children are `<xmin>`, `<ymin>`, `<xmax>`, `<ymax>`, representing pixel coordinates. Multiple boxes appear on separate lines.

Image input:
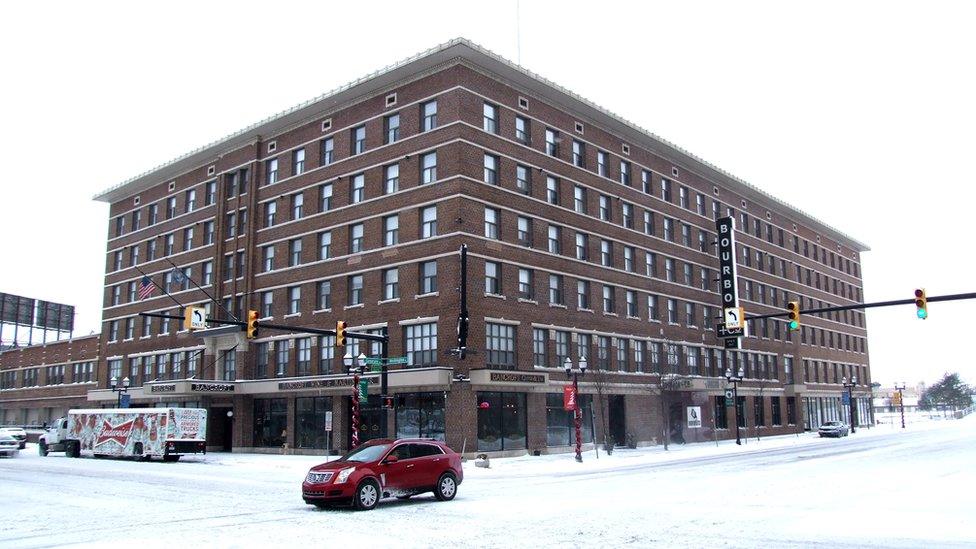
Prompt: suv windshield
<box><xmin>337</xmin><ymin>443</ymin><xmax>391</xmax><ymax>463</ymax></box>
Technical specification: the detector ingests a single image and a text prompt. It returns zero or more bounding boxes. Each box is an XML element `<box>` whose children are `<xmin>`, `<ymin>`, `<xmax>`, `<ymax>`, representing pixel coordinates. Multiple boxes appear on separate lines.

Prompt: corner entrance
<box><xmin>608</xmin><ymin>395</ymin><xmax>626</xmax><ymax>448</ymax></box>
<box><xmin>208</xmin><ymin>407</ymin><xmax>233</xmax><ymax>452</ymax></box>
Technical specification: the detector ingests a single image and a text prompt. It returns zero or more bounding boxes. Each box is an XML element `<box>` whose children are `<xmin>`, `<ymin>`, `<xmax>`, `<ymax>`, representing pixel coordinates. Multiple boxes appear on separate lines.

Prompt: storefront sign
<box><xmin>150</xmin><ymin>384</ymin><xmax>177</xmax><ymax>393</ymax></box>
<box><xmin>489</xmin><ymin>372</ymin><xmax>545</xmax><ymax>384</ymax></box>
<box><xmin>324</xmin><ymin>411</ymin><xmax>333</xmax><ymax>432</ymax></box>
<box><xmin>563</xmin><ymin>385</ymin><xmax>577</xmax><ymax>411</ymax></box>
<box><xmin>687</xmin><ymin>406</ymin><xmax>702</xmax><ymax>429</ymax></box>
<box><xmin>277</xmin><ymin>377</ymin><xmax>376</xmax><ymax>391</ymax></box>
<box><xmin>190</xmin><ymin>383</ymin><xmax>235</xmax><ymax>392</ymax></box>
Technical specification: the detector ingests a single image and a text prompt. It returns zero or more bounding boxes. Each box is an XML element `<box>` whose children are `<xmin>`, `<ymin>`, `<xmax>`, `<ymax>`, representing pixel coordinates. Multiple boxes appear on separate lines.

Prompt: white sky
<box><xmin>1</xmin><ymin>1</ymin><xmax>973</xmax><ymax>387</ymax></box>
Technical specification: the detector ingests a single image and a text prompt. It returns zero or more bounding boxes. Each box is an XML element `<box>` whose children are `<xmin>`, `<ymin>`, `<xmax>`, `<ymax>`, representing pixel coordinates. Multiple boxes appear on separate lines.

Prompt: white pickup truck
<box><xmin>39</xmin><ymin>408</ymin><xmax>207</xmax><ymax>462</ymax></box>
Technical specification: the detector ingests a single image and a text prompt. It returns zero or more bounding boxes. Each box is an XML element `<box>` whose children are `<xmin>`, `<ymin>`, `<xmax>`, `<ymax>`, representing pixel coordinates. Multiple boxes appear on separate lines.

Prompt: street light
<box><xmin>843</xmin><ymin>375</ymin><xmax>858</xmax><ymax>434</ymax></box>
<box><xmin>345</xmin><ymin>352</ymin><xmax>364</xmax><ymax>449</ymax></box>
<box><xmin>110</xmin><ymin>376</ymin><xmax>130</xmax><ymax>408</ymax></box>
<box><xmin>894</xmin><ymin>382</ymin><xmax>907</xmax><ymax>429</ymax></box>
<box><xmin>564</xmin><ymin>355</ymin><xmax>587</xmax><ymax>463</ymax></box>
<box><xmin>725</xmin><ymin>366</ymin><xmax>745</xmax><ymax>445</ymax></box>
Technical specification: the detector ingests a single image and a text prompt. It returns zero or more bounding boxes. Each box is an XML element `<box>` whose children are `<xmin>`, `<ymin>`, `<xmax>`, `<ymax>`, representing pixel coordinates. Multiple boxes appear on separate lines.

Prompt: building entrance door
<box><xmin>608</xmin><ymin>395</ymin><xmax>626</xmax><ymax>448</ymax></box>
<box><xmin>208</xmin><ymin>407</ymin><xmax>233</xmax><ymax>451</ymax></box>
<box><xmin>346</xmin><ymin>396</ymin><xmax>384</xmax><ymax>447</ymax></box>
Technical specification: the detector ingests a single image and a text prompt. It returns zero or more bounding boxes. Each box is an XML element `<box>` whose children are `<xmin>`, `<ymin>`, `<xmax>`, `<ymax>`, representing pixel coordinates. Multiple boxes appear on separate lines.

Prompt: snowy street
<box><xmin>2</xmin><ymin>418</ymin><xmax>974</xmax><ymax>548</ymax></box>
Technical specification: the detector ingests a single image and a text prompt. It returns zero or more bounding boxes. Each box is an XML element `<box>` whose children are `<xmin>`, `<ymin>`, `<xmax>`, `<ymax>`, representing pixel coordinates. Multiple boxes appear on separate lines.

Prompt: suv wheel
<box><xmin>354</xmin><ymin>479</ymin><xmax>379</xmax><ymax>511</ymax></box>
<box><xmin>434</xmin><ymin>472</ymin><xmax>457</xmax><ymax>501</ymax></box>
<box><xmin>39</xmin><ymin>440</ymin><xmax>49</xmax><ymax>456</ymax></box>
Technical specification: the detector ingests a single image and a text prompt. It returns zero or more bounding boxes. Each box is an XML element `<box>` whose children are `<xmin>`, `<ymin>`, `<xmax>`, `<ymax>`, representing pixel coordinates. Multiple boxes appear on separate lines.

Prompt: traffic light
<box><xmin>914</xmin><ymin>288</ymin><xmax>928</xmax><ymax>319</ymax></box>
<box><xmin>336</xmin><ymin>320</ymin><xmax>347</xmax><ymax>346</ymax></box>
<box><xmin>786</xmin><ymin>301</ymin><xmax>801</xmax><ymax>331</ymax></box>
<box><xmin>245</xmin><ymin>310</ymin><xmax>258</xmax><ymax>339</ymax></box>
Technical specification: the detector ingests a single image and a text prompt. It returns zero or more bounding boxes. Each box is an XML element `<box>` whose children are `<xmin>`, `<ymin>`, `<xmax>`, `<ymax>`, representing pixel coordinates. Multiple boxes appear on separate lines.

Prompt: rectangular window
<box><xmin>549</xmin><ymin>274</ymin><xmax>564</xmax><ymax>305</ymax></box>
<box><xmin>383</xmin><ymin>268</ymin><xmax>399</xmax><ymax>300</ymax></box>
<box><xmin>602</xmin><ymin>285</ymin><xmax>615</xmax><ymax>314</ymax></box>
<box><xmin>483</xmin><ymin>102</ymin><xmax>498</xmax><ymax>133</ymax></box>
<box><xmin>515</xmin><ymin>116</ymin><xmax>530</xmax><ymax>144</ymax></box>
<box><xmin>351</xmin><ymin>125</ymin><xmax>366</xmax><ymax>155</ymax></box>
<box><xmin>318</xmin><ymin>231</ymin><xmax>332</xmax><ymax>260</ymax></box>
<box><xmin>517</xmin><ymin>216</ymin><xmax>533</xmax><ymax>247</ymax></box>
<box><xmin>292</xmin><ymin>193</ymin><xmax>304</xmax><ymax>219</ymax></box>
<box><xmin>532</xmin><ymin>328</ymin><xmax>547</xmax><ymax>367</ymax></box>
<box><xmin>321</xmin><ymin>137</ymin><xmax>334</xmax><ymax>165</ymax></box>
<box><xmin>484</xmin><ymin>154</ymin><xmax>499</xmax><ymax>184</ymax></box>
<box><xmin>289</xmin><ymin>286</ymin><xmax>301</xmax><ymax>314</ymax></box>
<box><xmin>485</xmin><ymin>261</ymin><xmax>501</xmax><ymax>294</ymax></box>
<box><xmin>661</xmin><ymin>179</ymin><xmax>672</xmax><ymax>202</ymax></box>
<box><xmin>599</xmin><ymin>195</ymin><xmax>611</xmax><ymax>221</ymax></box>
<box><xmin>384</xmin><ymin>215</ymin><xmax>399</xmax><ymax>246</ymax></box>
<box><xmin>349</xmin><ymin>223</ymin><xmax>364</xmax><ymax>253</ymax></box>
<box><xmin>264</xmin><ymin>201</ymin><xmax>277</xmax><ymax>227</ymax></box>
<box><xmin>320</xmin><ymin>183</ymin><xmax>333</xmax><ymax>212</ymax></box>
<box><xmin>547</xmin><ymin>225</ymin><xmax>561</xmax><ymax>254</ymax></box>
<box><xmin>293</xmin><ymin>148</ymin><xmax>305</xmax><ymax>175</ymax></box>
<box><xmin>203</xmin><ymin>221</ymin><xmax>214</xmax><ymax>245</ymax></box>
<box><xmin>351</xmin><ymin>173</ymin><xmax>365</xmax><ymax>203</ymax></box>
<box><xmin>546</xmin><ymin>176</ymin><xmax>559</xmax><ymax>205</ymax></box>
<box><xmin>626</xmin><ymin>290</ymin><xmax>637</xmax><ymax>317</ymax></box>
<box><xmin>516</xmin><ymin>164</ymin><xmax>531</xmax><ymax>194</ymax></box>
<box><xmin>484</xmin><ymin>207</ymin><xmax>500</xmax><ymax>239</ymax></box>
<box><xmin>518</xmin><ymin>268</ymin><xmax>534</xmax><ymax>300</ymax></box>
<box><xmin>421</xmin><ymin>206</ymin><xmax>437</xmax><ymax>238</ymax></box>
<box><xmin>384</xmin><ymin>113</ymin><xmax>400</xmax><ymax>143</ymax></box>
<box><xmin>421</xmin><ymin>100</ymin><xmax>437</xmax><ymax>131</ymax></box>
<box><xmin>597</xmin><ymin>337</ymin><xmax>610</xmax><ymax>369</ymax></box>
<box><xmin>289</xmin><ymin>238</ymin><xmax>302</xmax><ymax>266</ymax></box>
<box><xmin>646</xmin><ymin>251</ymin><xmax>657</xmax><ymax>277</ymax></box>
<box><xmin>405</xmin><ymin>322</ymin><xmax>437</xmax><ymax>366</ymax></box>
<box><xmin>617</xmin><ymin>339</ymin><xmax>629</xmax><ymax>371</ymax></box>
<box><xmin>545</xmin><ymin>128</ymin><xmax>559</xmax><ymax>156</ymax></box>
<box><xmin>262</xmin><ymin>245</ymin><xmax>275</xmax><ymax>272</ymax></box>
<box><xmin>575</xmin><ymin>232</ymin><xmax>588</xmax><ymax>260</ymax></box>
<box><xmin>296</xmin><ymin>338</ymin><xmax>311</xmax><ymax>377</ymax></box>
<box><xmin>421</xmin><ymin>152</ymin><xmax>437</xmax><ymax>183</ymax></box>
<box><xmin>600</xmin><ymin>239</ymin><xmax>612</xmax><ymax>267</ymax></box>
<box><xmin>486</xmin><ymin>323</ymin><xmax>516</xmax><ymax>368</ymax></box>
<box><xmin>572</xmin><ymin>140</ymin><xmax>585</xmax><ymax>167</ymax></box>
<box><xmin>261</xmin><ymin>291</ymin><xmax>273</xmax><ymax>317</ymax></box>
<box><xmin>420</xmin><ymin>260</ymin><xmax>437</xmax><ymax>294</ymax></box>
<box><xmin>184</xmin><ymin>189</ymin><xmax>196</xmax><ymax>212</ymax></box>
<box><xmin>577</xmin><ymin>280</ymin><xmax>590</xmax><ymax>309</ymax></box>
<box><xmin>622</xmin><ymin>203</ymin><xmax>634</xmax><ymax>229</ymax></box>
<box><xmin>265</xmin><ymin>158</ymin><xmax>278</xmax><ymax>185</ymax></box>
<box><xmin>316</xmin><ymin>280</ymin><xmax>331</xmax><ymax>310</ymax></box>
<box><xmin>384</xmin><ymin>164</ymin><xmax>399</xmax><ymax>194</ymax></box>
<box><xmin>348</xmin><ymin>274</ymin><xmax>363</xmax><ymax>305</ymax></box>
<box><xmin>647</xmin><ymin>294</ymin><xmax>659</xmax><ymax>321</ymax></box>
<box><xmin>597</xmin><ymin>151</ymin><xmax>608</xmax><ymax>177</ymax></box>
<box><xmin>620</xmin><ymin>161</ymin><xmax>630</xmax><ymax>185</ymax></box>
<box><xmin>573</xmin><ymin>185</ymin><xmax>586</xmax><ymax>214</ymax></box>
<box><xmin>276</xmin><ymin>341</ymin><xmax>289</xmax><ymax>377</ymax></box>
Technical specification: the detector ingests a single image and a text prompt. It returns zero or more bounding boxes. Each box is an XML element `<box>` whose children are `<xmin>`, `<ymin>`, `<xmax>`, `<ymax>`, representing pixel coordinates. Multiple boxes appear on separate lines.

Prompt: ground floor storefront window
<box><xmin>395</xmin><ymin>392</ymin><xmax>446</xmax><ymax>440</ymax></box>
<box><xmin>253</xmin><ymin>398</ymin><xmax>287</xmax><ymax>447</ymax></box>
<box><xmin>713</xmin><ymin>396</ymin><xmax>728</xmax><ymax>429</ymax></box>
<box><xmin>477</xmin><ymin>392</ymin><xmax>526</xmax><ymax>451</ymax></box>
<box><xmin>296</xmin><ymin>396</ymin><xmax>332</xmax><ymax>449</ymax></box>
<box><xmin>545</xmin><ymin>393</ymin><xmax>593</xmax><ymax>446</ymax></box>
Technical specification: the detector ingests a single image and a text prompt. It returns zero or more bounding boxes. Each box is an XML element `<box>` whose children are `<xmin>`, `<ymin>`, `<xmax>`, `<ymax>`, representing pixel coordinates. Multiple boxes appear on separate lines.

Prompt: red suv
<box><xmin>302</xmin><ymin>438</ymin><xmax>463</xmax><ymax>511</ymax></box>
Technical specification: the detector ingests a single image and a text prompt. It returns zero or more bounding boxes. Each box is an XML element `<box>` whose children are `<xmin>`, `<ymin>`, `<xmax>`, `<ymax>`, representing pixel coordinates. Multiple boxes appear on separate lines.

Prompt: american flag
<box><xmin>138</xmin><ymin>276</ymin><xmax>156</xmax><ymax>300</ymax></box>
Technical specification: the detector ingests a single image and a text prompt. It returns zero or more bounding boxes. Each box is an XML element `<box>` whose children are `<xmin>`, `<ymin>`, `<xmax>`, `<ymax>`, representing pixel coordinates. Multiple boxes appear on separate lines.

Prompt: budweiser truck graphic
<box><xmin>39</xmin><ymin>408</ymin><xmax>208</xmax><ymax>462</ymax></box>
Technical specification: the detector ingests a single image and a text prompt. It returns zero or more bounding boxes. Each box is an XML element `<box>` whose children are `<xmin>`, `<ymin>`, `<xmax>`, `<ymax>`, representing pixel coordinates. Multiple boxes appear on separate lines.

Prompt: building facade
<box><xmin>86</xmin><ymin>39</ymin><xmax>871</xmax><ymax>455</ymax></box>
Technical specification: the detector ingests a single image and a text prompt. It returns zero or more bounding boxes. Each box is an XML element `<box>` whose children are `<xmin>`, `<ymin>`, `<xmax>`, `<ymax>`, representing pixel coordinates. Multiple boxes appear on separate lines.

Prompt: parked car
<box><xmin>818</xmin><ymin>421</ymin><xmax>850</xmax><ymax>438</ymax></box>
<box><xmin>0</xmin><ymin>427</ymin><xmax>27</xmax><ymax>449</ymax></box>
<box><xmin>302</xmin><ymin>438</ymin><xmax>463</xmax><ymax>511</ymax></box>
<box><xmin>0</xmin><ymin>434</ymin><xmax>19</xmax><ymax>457</ymax></box>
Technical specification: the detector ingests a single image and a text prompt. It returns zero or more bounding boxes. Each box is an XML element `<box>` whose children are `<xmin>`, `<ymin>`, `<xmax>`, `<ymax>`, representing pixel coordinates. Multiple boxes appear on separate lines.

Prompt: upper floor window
<box><xmin>264</xmin><ymin>201</ymin><xmax>277</xmax><ymax>227</ymax></box>
<box><xmin>421</xmin><ymin>152</ymin><xmax>437</xmax><ymax>183</ymax></box>
<box><xmin>185</xmin><ymin>190</ymin><xmax>196</xmax><ymax>213</ymax></box>
<box><xmin>517</xmin><ymin>216</ymin><xmax>532</xmax><ymax>247</ymax></box>
<box><xmin>266</xmin><ymin>158</ymin><xmax>278</xmax><ymax>185</ymax></box>
<box><xmin>320</xmin><ymin>183</ymin><xmax>333</xmax><ymax>212</ymax></box>
<box><xmin>384</xmin><ymin>215</ymin><xmax>399</xmax><ymax>246</ymax></box>
<box><xmin>484</xmin><ymin>154</ymin><xmax>499</xmax><ymax>184</ymax></box>
<box><xmin>348</xmin><ymin>275</ymin><xmax>364</xmax><ymax>305</ymax></box>
<box><xmin>679</xmin><ymin>186</ymin><xmax>689</xmax><ymax>209</ymax></box>
<box><xmin>484</xmin><ymin>208</ymin><xmax>500</xmax><ymax>239</ymax></box>
<box><xmin>516</xmin><ymin>165</ymin><xmax>531</xmax><ymax>194</ymax></box>
<box><xmin>421</xmin><ymin>206</ymin><xmax>437</xmax><ymax>238</ymax></box>
<box><xmin>599</xmin><ymin>195</ymin><xmax>611</xmax><ymax>221</ymax></box>
<box><xmin>620</xmin><ymin>161</ymin><xmax>630</xmax><ymax>185</ymax></box>
<box><xmin>321</xmin><ymin>137</ymin><xmax>334</xmax><ymax>166</ymax></box>
<box><xmin>292</xmin><ymin>193</ymin><xmax>304</xmax><ymax>219</ymax></box>
<box><xmin>597</xmin><ymin>151</ymin><xmax>608</xmax><ymax>177</ymax></box>
<box><xmin>574</xmin><ymin>186</ymin><xmax>587</xmax><ymax>214</ymax></box>
<box><xmin>351</xmin><ymin>125</ymin><xmax>366</xmax><ymax>155</ymax></box>
<box><xmin>483</xmin><ymin>102</ymin><xmax>498</xmax><ymax>133</ymax></box>
<box><xmin>661</xmin><ymin>179</ymin><xmax>672</xmax><ymax>202</ymax></box>
<box><xmin>148</xmin><ymin>203</ymin><xmax>159</xmax><ymax>224</ymax></box>
<box><xmin>515</xmin><ymin>116</ymin><xmax>530</xmax><ymax>144</ymax></box>
<box><xmin>166</xmin><ymin>197</ymin><xmax>177</xmax><ymax>219</ymax></box>
<box><xmin>546</xmin><ymin>176</ymin><xmax>559</xmax><ymax>205</ymax></box>
<box><xmin>384</xmin><ymin>164</ymin><xmax>399</xmax><ymax>194</ymax></box>
<box><xmin>351</xmin><ymin>173</ymin><xmax>365</xmax><ymax>204</ymax></box>
<box><xmin>421</xmin><ymin>100</ymin><xmax>437</xmax><ymax>131</ymax></box>
<box><xmin>572</xmin><ymin>140</ymin><xmax>585</xmax><ymax>168</ymax></box>
<box><xmin>545</xmin><ymin>128</ymin><xmax>559</xmax><ymax>156</ymax></box>
<box><xmin>385</xmin><ymin>113</ymin><xmax>400</xmax><ymax>144</ymax></box>
<box><xmin>293</xmin><ymin>148</ymin><xmax>306</xmax><ymax>175</ymax></box>
<box><xmin>349</xmin><ymin>223</ymin><xmax>364</xmax><ymax>253</ymax></box>
<box><xmin>485</xmin><ymin>261</ymin><xmax>501</xmax><ymax>294</ymax></box>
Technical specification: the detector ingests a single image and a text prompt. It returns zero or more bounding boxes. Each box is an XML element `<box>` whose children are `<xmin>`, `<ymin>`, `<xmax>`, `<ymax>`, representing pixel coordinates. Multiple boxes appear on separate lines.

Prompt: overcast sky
<box><xmin>1</xmin><ymin>1</ymin><xmax>973</xmax><ymax>387</ymax></box>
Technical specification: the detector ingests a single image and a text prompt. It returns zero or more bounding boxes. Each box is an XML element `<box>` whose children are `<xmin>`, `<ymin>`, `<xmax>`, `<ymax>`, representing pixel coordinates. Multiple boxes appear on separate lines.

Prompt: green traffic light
<box><xmin>788</xmin><ymin>320</ymin><xmax>799</xmax><ymax>330</ymax></box>
<box><xmin>917</xmin><ymin>309</ymin><xmax>927</xmax><ymax>319</ymax></box>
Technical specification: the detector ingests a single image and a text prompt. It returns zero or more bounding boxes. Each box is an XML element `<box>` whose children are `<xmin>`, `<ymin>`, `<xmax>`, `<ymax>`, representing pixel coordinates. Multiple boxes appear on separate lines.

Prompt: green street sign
<box><xmin>363</xmin><ymin>357</ymin><xmax>384</xmax><ymax>366</ymax></box>
<box><xmin>358</xmin><ymin>379</ymin><xmax>368</xmax><ymax>400</ymax></box>
<box><xmin>363</xmin><ymin>356</ymin><xmax>408</xmax><ymax>366</ymax></box>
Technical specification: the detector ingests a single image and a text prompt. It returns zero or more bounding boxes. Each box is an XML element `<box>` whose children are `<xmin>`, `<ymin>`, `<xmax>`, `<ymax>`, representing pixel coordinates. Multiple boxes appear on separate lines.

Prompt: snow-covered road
<box><xmin>2</xmin><ymin>417</ymin><xmax>973</xmax><ymax>548</ymax></box>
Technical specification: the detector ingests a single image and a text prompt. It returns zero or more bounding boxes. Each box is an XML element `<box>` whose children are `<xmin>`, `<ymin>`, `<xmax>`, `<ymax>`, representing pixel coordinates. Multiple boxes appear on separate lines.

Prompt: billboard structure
<box><xmin>0</xmin><ymin>292</ymin><xmax>75</xmax><ymax>349</ymax></box>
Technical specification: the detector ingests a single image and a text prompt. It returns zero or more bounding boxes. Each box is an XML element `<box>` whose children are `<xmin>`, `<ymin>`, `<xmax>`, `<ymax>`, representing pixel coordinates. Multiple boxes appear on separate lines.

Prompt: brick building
<box><xmin>84</xmin><ymin>38</ymin><xmax>871</xmax><ymax>455</ymax></box>
<box><xmin>0</xmin><ymin>335</ymin><xmax>98</xmax><ymax>426</ymax></box>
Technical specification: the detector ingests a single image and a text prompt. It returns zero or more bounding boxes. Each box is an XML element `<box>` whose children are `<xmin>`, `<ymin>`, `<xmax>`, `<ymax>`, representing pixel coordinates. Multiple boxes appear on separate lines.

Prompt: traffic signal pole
<box><xmin>741</xmin><ymin>291</ymin><xmax>976</xmax><ymax>323</ymax></box>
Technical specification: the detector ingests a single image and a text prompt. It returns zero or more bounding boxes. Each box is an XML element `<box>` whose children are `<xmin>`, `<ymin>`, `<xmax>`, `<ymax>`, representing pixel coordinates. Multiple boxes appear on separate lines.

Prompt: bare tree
<box><xmin>647</xmin><ymin>372</ymin><xmax>685</xmax><ymax>451</ymax></box>
<box><xmin>588</xmin><ymin>366</ymin><xmax>615</xmax><ymax>455</ymax></box>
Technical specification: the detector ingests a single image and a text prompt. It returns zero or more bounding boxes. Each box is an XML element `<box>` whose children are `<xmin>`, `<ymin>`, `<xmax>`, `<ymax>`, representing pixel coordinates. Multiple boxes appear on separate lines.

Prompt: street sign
<box><xmin>724</xmin><ymin>389</ymin><xmax>734</xmax><ymax>407</ymax></box>
<box><xmin>119</xmin><ymin>394</ymin><xmax>131</xmax><ymax>409</ymax></box>
<box><xmin>363</xmin><ymin>356</ymin><xmax>408</xmax><ymax>366</ymax></box>
<box><xmin>359</xmin><ymin>379</ymin><xmax>368</xmax><ymax>400</ymax></box>
<box><xmin>184</xmin><ymin>306</ymin><xmax>207</xmax><ymax>331</ymax></box>
<box><xmin>716</xmin><ymin>323</ymin><xmax>744</xmax><ymax>339</ymax></box>
<box><xmin>842</xmin><ymin>392</ymin><xmax>851</xmax><ymax>405</ymax></box>
<box><xmin>723</xmin><ymin>307</ymin><xmax>745</xmax><ymax>330</ymax></box>
<box><xmin>324</xmin><ymin>411</ymin><xmax>333</xmax><ymax>432</ymax></box>
<box><xmin>687</xmin><ymin>406</ymin><xmax>702</xmax><ymax>429</ymax></box>
<box><xmin>724</xmin><ymin>337</ymin><xmax>740</xmax><ymax>349</ymax></box>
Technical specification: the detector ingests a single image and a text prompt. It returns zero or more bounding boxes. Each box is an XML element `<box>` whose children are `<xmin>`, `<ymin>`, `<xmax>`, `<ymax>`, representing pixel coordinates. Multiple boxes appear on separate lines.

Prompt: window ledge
<box><xmin>378</xmin><ymin>298</ymin><xmax>400</xmax><ymax>305</ymax></box>
<box><xmin>284</xmin><ymin>313</ymin><xmax>301</xmax><ymax>318</ymax></box>
<box><xmin>518</xmin><ymin>298</ymin><xmax>538</xmax><ymax>304</ymax></box>
<box><xmin>603</xmin><ymin>312</ymin><xmax>618</xmax><ymax>317</ymax></box>
<box><xmin>344</xmin><ymin>303</ymin><xmax>364</xmax><ymax>310</ymax></box>
<box><xmin>415</xmin><ymin>292</ymin><xmax>439</xmax><ymax>299</ymax></box>
<box><xmin>312</xmin><ymin>309</ymin><xmax>332</xmax><ymax>315</ymax></box>
<box><xmin>578</xmin><ymin>308</ymin><xmax>594</xmax><ymax>314</ymax></box>
<box><xmin>549</xmin><ymin>303</ymin><xmax>567</xmax><ymax>309</ymax></box>
<box><xmin>485</xmin><ymin>293</ymin><xmax>506</xmax><ymax>300</ymax></box>
<box><xmin>260</xmin><ymin>315</ymin><xmax>274</xmax><ymax>321</ymax></box>
<box><xmin>139</xmin><ymin>336</ymin><xmax>151</xmax><ymax>340</ymax></box>
<box><xmin>626</xmin><ymin>315</ymin><xmax>641</xmax><ymax>321</ymax></box>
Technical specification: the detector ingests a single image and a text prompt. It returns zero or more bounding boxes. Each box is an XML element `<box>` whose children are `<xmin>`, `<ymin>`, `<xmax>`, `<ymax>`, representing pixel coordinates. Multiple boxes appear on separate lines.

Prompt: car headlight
<box><xmin>335</xmin><ymin>467</ymin><xmax>356</xmax><ymax>484</ymax></box>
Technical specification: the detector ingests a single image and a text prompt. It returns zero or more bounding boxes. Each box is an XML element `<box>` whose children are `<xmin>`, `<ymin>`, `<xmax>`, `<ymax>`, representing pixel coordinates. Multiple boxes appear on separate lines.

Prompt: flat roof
<box><xmin>94</xmin><ymin>38</ymin><xmax>868</xmax><ymax>252</ymax></box>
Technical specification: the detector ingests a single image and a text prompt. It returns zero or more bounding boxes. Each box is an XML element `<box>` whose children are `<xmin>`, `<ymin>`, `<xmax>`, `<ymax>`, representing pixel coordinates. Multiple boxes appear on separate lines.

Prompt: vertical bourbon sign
<box><xmin>716</xmin><ymin>216</ymin><xmax>742</xmax><ymax>349</ymax></box>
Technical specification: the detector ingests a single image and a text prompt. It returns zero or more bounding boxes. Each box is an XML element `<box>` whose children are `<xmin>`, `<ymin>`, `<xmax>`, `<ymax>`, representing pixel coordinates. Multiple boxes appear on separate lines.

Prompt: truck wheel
<box><xmin>68</xmin><ymin>441</ymin><xmax>81</xmax><ymax>458</ymax></box>
<box><xmin>39</xmin><ymin>441</ymin><xmax>49</xmax><ymax>457</ymax></box>
<box><xmin>134</xmin><ymin>443</ymin><xmax>144</xmax><ymax>460</ymax></box>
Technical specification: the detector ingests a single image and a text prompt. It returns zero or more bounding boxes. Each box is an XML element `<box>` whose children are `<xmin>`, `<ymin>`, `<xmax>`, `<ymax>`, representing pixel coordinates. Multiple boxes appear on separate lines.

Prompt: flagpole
<box><xmin>133</xmin><ymin>265</ymin><xmax>186</xmax><ymax>311</ymax></box>
<box><xmin>165</xmin><ymin>258</ymin><xmax>239</xmax><ymax>322</ymax></box>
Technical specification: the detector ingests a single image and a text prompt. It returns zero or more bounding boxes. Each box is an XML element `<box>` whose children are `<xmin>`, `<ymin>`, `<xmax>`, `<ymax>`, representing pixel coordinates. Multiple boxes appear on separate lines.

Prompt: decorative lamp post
<box><xmin>894</xmin><ymin>382</ymin><xmax>907</xmax><ymax>429</ymax></box>
<box><xmin>345</xmin><ymin>352</ymin><xmax>362</xmax><ymax>449</ymax></box>
<box><xmin>564</xmin><ymin>355</ymin><xmax>587</xmax><ymax>463</ymax></box>
<box><xmin>725</xmin><ymin>366</ymin><xmax>745</xmax><ymax>445</ymax></box>
<box><xmin>110</xmin><ymin>376</ymin><xmax>130</xmax><ymax>408</ymax></box>
<box><xmin>843</xmin><ymin>375</ymin><xmax>858</xmax><ymax>434</ymax></box>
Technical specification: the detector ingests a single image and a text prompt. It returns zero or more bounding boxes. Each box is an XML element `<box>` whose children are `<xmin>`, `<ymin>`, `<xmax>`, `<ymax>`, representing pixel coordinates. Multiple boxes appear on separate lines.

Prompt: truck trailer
<box><xmin>39</xmin><ymin>408</ymin><xmax>207</xmax><ymax>461</ymax></box>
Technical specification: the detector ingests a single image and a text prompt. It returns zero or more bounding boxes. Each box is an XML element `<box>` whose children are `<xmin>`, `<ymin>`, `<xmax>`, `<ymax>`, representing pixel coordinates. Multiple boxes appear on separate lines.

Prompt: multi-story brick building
<box><xmin>0</xmin><ymin>335</ymin><xmax>98</xmax><ymax>426</ymax></box>
<box><xmin>86</xmin><ymin>38</ymin><xmax>871</xmax><ymax>455</ymax></box>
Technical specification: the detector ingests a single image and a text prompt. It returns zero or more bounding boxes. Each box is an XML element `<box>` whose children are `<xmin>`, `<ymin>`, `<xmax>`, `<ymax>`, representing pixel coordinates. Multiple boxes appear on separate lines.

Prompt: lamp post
<box><xmin>110</xmin><ymin>376</ymin><xmax>130</xmax><ymax>408</ymax></box>
<box><xmin>843</xmin><ymin>375</ymin><xmax>858</xmax><ymax>434</ymax></box>
<box><xmin>725</xmin><ymin>366</ymin><xmax>744</xmax><ymax>445</ymax></box>
<box><xmin>894</xmin><ymin>382</ymin><xmax>906</xmax><ymax>429</ymax></box>
<box><xmin>345</xmin><ymin>352</ymin><xmax>364</xmax><ymax>449</ymax></box>
<box><xmin>564</xmin><ymin>356</ymin><xmax>587</xmax><ymax>463</ymax></box>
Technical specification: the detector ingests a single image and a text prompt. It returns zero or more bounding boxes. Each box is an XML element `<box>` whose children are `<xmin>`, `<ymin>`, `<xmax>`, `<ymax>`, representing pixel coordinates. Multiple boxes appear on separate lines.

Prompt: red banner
<box><xmin>563</xmin><ymin>385</ymin><xmax>577</xmax><ymax>411</ymax></box>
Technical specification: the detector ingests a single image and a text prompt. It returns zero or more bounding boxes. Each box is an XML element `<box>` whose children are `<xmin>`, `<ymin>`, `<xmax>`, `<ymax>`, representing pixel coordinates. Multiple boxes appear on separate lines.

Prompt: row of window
<box><xmin>476</xmin><ymin>100</ymin><xmax>859</xmax><ymax>279</ymax></box>
<box><xmin>0</xmin><ymin>362</ymin><xmax>94</xmax><ymax>390</ymax></box>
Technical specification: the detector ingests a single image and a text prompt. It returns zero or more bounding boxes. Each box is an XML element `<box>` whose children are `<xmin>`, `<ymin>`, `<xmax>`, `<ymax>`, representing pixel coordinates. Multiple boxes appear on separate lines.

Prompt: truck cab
<box><xmin>38</xmin><ymin>417</ymin><xmax>78</xmax><ymax>457</ymax></box>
